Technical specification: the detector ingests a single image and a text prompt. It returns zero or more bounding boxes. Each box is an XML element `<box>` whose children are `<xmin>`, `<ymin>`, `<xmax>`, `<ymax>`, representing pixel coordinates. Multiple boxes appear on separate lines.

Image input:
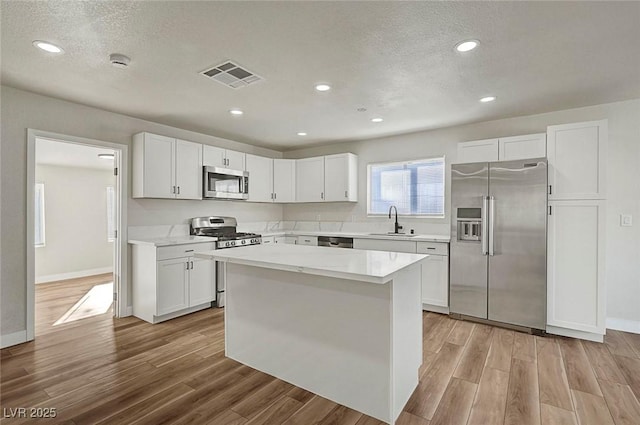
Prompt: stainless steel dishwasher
<box><xmin>317</xmin><ymin>236</ymin><xmax>353</xmax><ymax>249</ymax></box>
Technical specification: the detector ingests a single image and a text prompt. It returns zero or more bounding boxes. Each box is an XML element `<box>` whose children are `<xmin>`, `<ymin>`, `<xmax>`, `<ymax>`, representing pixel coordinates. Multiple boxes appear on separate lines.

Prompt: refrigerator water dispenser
<box><xmin>456</xmin><ymin>208</ymin><xmax>482</xmax><ymax>241</ymax></box>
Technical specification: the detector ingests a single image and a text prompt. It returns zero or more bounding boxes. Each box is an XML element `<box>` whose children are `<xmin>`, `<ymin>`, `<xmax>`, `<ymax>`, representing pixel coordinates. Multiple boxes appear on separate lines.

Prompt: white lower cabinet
<box><xmin>132</xmin><ymin>243</ymin><xmax>216</xmax><ymax>323</ymax></box>
<box><xmin>296</xmin><ymin>235</ymin><xmax>318</xmax><ymax>246</ymax></box>
<box><xmin>188</xmin><ymin>257</ymin><xmax>216</xmax><ymax>306</ymax></box>
<box><xmin>262</xmin><ymin>236</ymin><xmax>276</xmax><ymax>245</ymax></box>
<box><xmin>156</xmin><ymin>258</ymin><xmax>189</xmax><ymax>315</ymax></box>
<box><xmin>547</xmin><ymin>200</ymin><xmax>606</xmax><ymax>340</ymax></box>
<box><xmin>417</xmin><ymin>242</ymin><xmax>449</xmax><ymax>311</ymax></box>
<box><xmin>353</xmin><ymin>238</ymin><xmax>450</xmax><ymax>313</ymax></box>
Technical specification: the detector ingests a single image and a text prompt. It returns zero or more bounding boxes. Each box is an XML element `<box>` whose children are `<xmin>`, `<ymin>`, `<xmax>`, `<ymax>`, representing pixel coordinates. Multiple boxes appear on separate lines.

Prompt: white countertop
<box><xmin>128</xmin><ymin>230</ymin><xmax>449</xmax><ymax>247</ymax></box>
<box><xmin>261</xmin><ymin>230</ymin><xmax>450</xmax><ymax>242</ymax></box>
<box><xmin>195</xmin><ymin>244</ymin><xmax>427</xmax><ymax>284</ymax></box>
<box><xmin>128</xmin><ymin>236</ymin><xmax>215</xmax><ymax>247</ymax></box>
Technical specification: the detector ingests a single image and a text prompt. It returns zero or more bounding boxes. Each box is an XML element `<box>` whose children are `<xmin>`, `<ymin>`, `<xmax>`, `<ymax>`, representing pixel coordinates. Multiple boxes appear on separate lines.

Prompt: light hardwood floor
<box><xmin>1</xmin><ymin>274</ymin><xmax>640</xmax><ymax>425</ymax></box>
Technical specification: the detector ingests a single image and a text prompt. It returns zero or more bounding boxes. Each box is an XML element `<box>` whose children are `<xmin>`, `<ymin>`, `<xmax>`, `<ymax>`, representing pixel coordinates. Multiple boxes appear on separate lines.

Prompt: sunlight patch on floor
<box><xmin>54</xmin><ymin>282</ymin><xmax>113</xmax><ymax>326</ymax></box>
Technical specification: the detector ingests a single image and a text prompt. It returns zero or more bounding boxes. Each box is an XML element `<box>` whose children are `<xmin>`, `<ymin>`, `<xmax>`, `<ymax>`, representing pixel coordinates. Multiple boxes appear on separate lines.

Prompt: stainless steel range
<box><xmin>190</xmin><ymin>216</ymin><xmax>262</xmax><ymax>249</ymax></box>
<box><xmin>190</xmin><ymin>216</ymin><xmax>261</xmax><ymax>307</ymax></box>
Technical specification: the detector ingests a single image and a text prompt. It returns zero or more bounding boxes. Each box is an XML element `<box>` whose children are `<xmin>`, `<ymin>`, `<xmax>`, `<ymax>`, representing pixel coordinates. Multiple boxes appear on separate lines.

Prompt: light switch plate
<box><xmin>620</xmin><ymin>214</ymin><xmax>633</xmax><ymax>227</ymax></box>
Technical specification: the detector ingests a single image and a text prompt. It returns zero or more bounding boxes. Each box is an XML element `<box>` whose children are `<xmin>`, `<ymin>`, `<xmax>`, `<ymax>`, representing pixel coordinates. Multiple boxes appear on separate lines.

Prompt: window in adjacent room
<box><xmin>107</xmin><ymin>186</ymin><xmax>116</xmax><ymax>241</ymax></box>
<box><xmin>368</xmin><ymin>157</ymin><xmax>445</xmax><ymax>216</ymax></box>
<box><xmin>34</xmin><ymin>182</ymin><xmax>46</xmax><ymax>247</ymax></box>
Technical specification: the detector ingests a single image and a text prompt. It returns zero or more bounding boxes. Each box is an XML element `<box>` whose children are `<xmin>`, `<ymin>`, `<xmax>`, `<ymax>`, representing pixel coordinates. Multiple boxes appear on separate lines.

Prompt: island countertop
<box><xmin>195</xmin><ymin>244</ymin><xmax>427</xmax><ymax>284</ymax></box>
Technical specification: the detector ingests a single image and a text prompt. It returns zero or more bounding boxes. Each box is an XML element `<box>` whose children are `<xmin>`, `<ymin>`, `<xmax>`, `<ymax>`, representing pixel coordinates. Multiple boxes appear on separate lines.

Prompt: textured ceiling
<box><xmin>2</xmin><ymin>1</ymin><xmax>639</xmax><ymax>150</ymax></box>
<box><xmin>36</xmin><ymin>138</ymin><xmax>115</xmax><ymax>171</ymax></box>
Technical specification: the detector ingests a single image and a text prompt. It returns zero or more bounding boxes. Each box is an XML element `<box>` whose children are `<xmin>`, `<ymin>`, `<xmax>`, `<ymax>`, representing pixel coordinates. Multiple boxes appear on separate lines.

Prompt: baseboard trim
<box><xmin>1</xmin><ymin>330</ymin><xmax>28</xmax><ymax>349</ymax></box>
<box><xmin>546</xmin><ymin>325</ymin><xmax>604</xmax><ymax>342</ymax></box>
<box><xmin>606</xmin><ymin>317</ymin><xmax>640</xmax><ymax>334</ymax></box>
<box><xmin>422</xmin><ymin>304</ymin><xmax>449</xmax><ymax>315</ymax></box>
<box><xmin>36</xmin><ymin>267</ymin><xmax>113</xmax><ymax>284</ymax></box>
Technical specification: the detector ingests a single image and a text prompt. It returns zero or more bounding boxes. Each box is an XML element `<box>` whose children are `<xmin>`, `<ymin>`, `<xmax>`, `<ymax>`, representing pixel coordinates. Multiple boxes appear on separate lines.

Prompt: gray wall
<box><xmin>284</xmin><ymin>99</ymin><xmax>640</xmax><ymax>326</ymax></box>
<box><xmin>1</xmin><ymin>85</ymin><xmax>283</xmax><ymax>336</ymax></box>
<box><xmin>35</xmin><ymin>164</ymin><xmax>115</xmax><ymax>280</ymax></box>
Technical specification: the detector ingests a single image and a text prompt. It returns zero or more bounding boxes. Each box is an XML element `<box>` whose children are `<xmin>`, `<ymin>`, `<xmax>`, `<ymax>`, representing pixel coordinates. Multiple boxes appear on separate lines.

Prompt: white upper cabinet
<box><xmin>296</xmin><ymin>156</ymin><xmax>326</xmax><ymax>202</ymax></box>
<box><xmin>547</xmin><ymin>120</ymin><xmax>607</xmax><ymax>200</ymax></box>
<box><xmin>133</xmin><ymin>132</ymin><xmax>202</xmax><ymax>200</ymax></box>
<box><xmin>175</xmin><ymin>139</ymin><xmax>202</xmax><ymax>200</ymax></box>
<box><xmin>225</xmin><ymin>149</ymin><xmax>246</xmax><ymax>170</ymax></box>
<box><xmin>203</xmin><ymin>145</ymin><xmax>246</xmax><ymax>170</ymax></box>
<box><xmin>499</xmin><ymin>133</ymin><xmax>546</xmax><ymax>161</ymax></box>
<box><xmin>324</xmin><ymin>153</ymin><xmax>358</xmax><ymax>202</ymax></box>
<box><xmin>273</xmin><ymin>159</ymin><xmax>296</xmax><ymax>203</ymax></box>
<box><xmin>456</xmin><ymin>138</ymin><xmax>499</xmax><ymax>163</ymax></box>
<box><xmin>296</xmin><ymin>153</ymin><xmax>358</xmax><ymax>203</ymax></box>
<box><xmin>457</xmin><ymin>133</ymin><xmax>547</xmax><ymax>163</ymax></box>
<box><xmin>245</xmin><ymin>153</ymin><xmax>274</xmax><ymax>203</ymax></box>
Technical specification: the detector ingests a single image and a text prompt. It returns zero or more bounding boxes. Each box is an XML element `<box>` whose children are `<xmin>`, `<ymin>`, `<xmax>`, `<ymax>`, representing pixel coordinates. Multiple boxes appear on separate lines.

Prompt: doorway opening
<box><xmin>27</xmin><ymin>130</ymin><xmax>128</xmax><ymax>340</ymax></box>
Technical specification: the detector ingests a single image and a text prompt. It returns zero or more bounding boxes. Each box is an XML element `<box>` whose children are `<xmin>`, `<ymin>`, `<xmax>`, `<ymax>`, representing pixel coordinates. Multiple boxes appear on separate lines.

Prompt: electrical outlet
<box><xmin>620</xmin><ymin>214</ymin><xmax>633</xmax><ymax>227</ymax></box>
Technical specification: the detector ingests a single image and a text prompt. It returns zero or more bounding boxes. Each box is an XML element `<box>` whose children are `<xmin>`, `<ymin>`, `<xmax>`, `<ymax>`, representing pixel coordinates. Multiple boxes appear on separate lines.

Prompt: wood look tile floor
<box><xmin>2</xmin><ymin>274</ymin><xmax>640</xmax><ymax>425</ymax></box>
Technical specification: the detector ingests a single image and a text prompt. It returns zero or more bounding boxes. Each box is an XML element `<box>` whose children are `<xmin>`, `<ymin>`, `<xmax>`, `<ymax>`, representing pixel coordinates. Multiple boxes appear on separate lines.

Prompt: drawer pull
<box><xmin>185</xmin><ymin>249</ymin><xmax>194</xmax><ymax>252</ymax></box>
<box><xmin>427</xmin><ymin>247</ymin><xmax>436</xmax><ymax>250</ymax></box>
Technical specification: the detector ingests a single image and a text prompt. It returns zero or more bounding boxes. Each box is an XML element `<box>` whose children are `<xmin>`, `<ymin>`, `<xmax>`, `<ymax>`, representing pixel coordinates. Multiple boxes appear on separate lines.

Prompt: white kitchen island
<box><xmin>196</xmin><ymin>244</ymin><xmax>427</xmax><ymax>424</ymax></box>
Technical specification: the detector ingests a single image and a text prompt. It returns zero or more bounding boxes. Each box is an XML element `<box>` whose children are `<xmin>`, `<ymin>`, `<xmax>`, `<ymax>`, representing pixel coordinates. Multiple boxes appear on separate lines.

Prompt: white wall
<box><xmin>0</xmin><ymin>85</ymin><xmax>283</xmax><ymax>337</ymax></box>
<box><xmin>284</xmin><ymin>99</ymin><xmax>640</xmax><ymax>328</ymax></box>
<box><xmin>35</xmin><ymin>164</ymin><xmax>114</xmax><ymax>282</ymax></box>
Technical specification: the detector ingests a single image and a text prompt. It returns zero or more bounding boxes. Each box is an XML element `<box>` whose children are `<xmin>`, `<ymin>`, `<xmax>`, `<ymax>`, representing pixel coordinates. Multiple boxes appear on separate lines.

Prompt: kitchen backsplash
<box><xmin>129</xmin><ymin>220</ymin><xmax>450</xmax><ymax>239</ymax></box>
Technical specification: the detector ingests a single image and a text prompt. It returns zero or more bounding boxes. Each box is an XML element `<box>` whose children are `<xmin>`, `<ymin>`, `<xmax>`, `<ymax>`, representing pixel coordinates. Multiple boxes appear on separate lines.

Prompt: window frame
<box><xmin>34</xmin><ymin>182</ymin><xmax>46</xmax><ymax>247</ymax></box>
<box><xmin>366</xmin><ymin>156</ymin><xmax>446</xmax><ymax>218</ymax></box>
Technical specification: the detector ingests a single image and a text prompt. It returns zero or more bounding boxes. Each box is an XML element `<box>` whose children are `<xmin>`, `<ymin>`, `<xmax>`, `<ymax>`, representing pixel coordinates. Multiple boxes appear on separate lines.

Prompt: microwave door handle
<box><xmin>240</xmin><ymin>176</ymin><xmax>248</xmax><ymax>194</ymax></box>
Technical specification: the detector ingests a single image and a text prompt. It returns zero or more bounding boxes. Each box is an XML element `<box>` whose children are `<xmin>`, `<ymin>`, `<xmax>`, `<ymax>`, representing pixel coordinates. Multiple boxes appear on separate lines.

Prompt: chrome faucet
<box><xmin>388</xmin><ymin>206</ymin><xmax>403</xmax><ymax>234</ymax></box>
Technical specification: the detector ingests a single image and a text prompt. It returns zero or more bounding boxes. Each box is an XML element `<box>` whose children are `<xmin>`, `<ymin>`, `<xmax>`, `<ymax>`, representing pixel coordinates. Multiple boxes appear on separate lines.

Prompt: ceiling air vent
<box><xmin>200</xmin><ymin>61</ymin><xmax>263</xmax><ymax>89</ymax></box>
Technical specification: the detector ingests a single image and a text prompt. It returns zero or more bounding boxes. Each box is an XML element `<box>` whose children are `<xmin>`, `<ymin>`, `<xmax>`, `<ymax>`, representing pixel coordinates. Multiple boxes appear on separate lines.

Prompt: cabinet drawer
<box><xmin>416</xmin><ymin>242</ymin><xmax>448</xmax><ymax>256</ymax></box>
<box><xmin>262</xmin><ymin>236</ymin><xmax>276</xmax><ymax>245</ymax></box>
<box><xmin>297</xmin><ymin>236</ymin><xmax>318</xmax><ymax>246</ymax></box>
<box><xmin>157</xmin><ymin>243</ymin><xmax>216</xmax><ymax>260</ymax></box>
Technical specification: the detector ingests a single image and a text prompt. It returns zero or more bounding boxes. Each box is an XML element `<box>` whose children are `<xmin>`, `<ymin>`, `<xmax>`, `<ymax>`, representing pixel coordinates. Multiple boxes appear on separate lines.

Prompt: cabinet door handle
<box><xmin>345</xmin><ymin>190</ymin><xmax>348</xmax><ymax>198</ymax></box>
<box><xmin>177</xmin><ymin>186</ymin><xmax>180</xmax><ymax>195</ymax></box>
<box><xmin>549</xmin><ymin>185</ymin><xmax>552</xmax><ymax>195</ymax></box>
<box><xmin>172</xmin><ymin>186</ymin><xmax>176</xmax><ymax>194</ymax></box>
<box><xmin>186</xmin><ymin>261</ymin><xmax>190</xmax><ymax>270</ymax></box>
<box><xmin>274</xmin><ymin>192</ymin><xmax>277</xmax><ymax>200</ymax></box>
<box><xmin>321</xmin><ymin>192</ymin><xmax>324</xmax><ymax>200</ymax></box>
<box><xmin>190</xmin><ymin>261</ymin><xmax>194</xmax><ymax>269</ymax></box>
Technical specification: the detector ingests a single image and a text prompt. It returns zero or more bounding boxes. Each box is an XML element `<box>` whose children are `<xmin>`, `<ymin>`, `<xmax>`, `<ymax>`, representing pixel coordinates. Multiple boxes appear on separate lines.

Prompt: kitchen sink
<box><xmin>368</xmin><ymin>233</ymin><xmax>417</xmax><ymax>237</ymax></box>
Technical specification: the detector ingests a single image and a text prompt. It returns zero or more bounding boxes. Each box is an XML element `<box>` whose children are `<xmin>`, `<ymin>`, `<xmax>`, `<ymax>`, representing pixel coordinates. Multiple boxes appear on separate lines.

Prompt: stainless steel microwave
<box><xmin>203</xmin><ymin>166</ymin><xmax>249</xmax><ymax>200</ymax></box>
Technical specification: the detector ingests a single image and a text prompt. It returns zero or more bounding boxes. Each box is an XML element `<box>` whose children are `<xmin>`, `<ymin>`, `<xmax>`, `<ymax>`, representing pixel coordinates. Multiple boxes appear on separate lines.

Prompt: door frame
<box><xmin>26</xmin><ymin>129</ymin><xmax>129</xmax><ymax>341</ymax></box>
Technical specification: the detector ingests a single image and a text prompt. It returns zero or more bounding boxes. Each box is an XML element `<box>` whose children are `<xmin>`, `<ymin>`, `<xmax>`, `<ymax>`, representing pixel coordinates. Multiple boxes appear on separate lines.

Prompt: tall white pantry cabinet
<box><xmin>546</xmin><ymin>120</ymin><xmax>607</xmax><ymax>342</ymax></box>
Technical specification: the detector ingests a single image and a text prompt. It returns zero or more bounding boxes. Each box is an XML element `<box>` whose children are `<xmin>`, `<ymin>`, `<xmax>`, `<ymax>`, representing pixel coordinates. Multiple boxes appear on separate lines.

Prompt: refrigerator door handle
<box><xmin>488</xmin><ymin>196</ymin><xmax>495</xmax><ymax>256</ymax></box>
<box><xmin>482</xmin><ymin>196</ymin><xmax>489</xmax><ymax>255</ymax></box>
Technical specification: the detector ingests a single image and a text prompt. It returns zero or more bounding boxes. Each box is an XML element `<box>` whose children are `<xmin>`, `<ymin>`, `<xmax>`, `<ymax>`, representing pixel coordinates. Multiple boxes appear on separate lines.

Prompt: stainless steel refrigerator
<box><xmin>450</xmin><ymin>158</ymin><xmax>547</xmax><ymax>331</ymax></box>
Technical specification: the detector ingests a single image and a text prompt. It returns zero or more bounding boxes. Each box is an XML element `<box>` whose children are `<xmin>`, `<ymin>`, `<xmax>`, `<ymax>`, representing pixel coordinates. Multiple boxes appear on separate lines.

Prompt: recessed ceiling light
<box><xmin>315</xmin><ymin>84</ymin><xmax>331</xmax><ymax>92</ymax></box>
<box><xmin>109</xmin><ymin>53</ymin><xmax>131</xmax><ymax>69</ymax></box>
<box><xmin>480</xmin><ymin>96</ymin><xmax>496</xmax><ymax>103</ymax></box>
<box><xmin>371</xmin><ymin>118</ymin><xmax>383</xmax><ymax>123</ymax></box>
<box><xmin>229</xmin><ymin>109</ymin><xmax>244</xmax><ymax>115</ymax></box>
<box><xmin>297</xmin><ymin>132</ymin><xmax>307</xmax><ymax>136</ymax></box>
<box><xmin>455</xmin><ymin>39</ymin><xmax>479</xmax><ymax>53</ymax></box>
<box><xmin>98</xmin><ymin>153</ymin><xmax>114</xmax><ymax>160</ymax></box>
<box><xmin>32</xmin><ymin>40</ymin><xmax>64</xmax><ymax>54</ymax></box>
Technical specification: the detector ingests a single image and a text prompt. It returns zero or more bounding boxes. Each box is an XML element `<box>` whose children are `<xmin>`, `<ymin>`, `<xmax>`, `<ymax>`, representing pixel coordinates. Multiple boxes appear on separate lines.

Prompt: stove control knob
<box><xmin>231</xmin><ymin>241</ymin><xmax>236</xmax><ymax>246</ymax></box>
<box><xmin>241</xmin><ymin>240</ymin><xmax>246</xmax><ymax>245</ymax></box>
